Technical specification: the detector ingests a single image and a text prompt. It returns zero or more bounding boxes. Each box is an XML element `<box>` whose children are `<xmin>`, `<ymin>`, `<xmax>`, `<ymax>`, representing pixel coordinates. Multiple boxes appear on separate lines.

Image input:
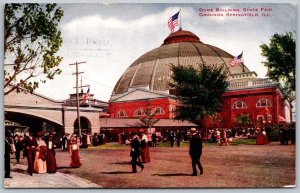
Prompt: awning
<box><xmin>99</xmin><ymin>118</ymin><xmax>198</xmax><ymax>128</ymax></box>
<box><xmin>5</xmin><ymin>120</ymin><xmax>28</xmax><ymax>133</ymax></box>
<box><xmin>5</xmin><ymin>120</ymin><xmax>28</xmax><ymax>128</ymax></box>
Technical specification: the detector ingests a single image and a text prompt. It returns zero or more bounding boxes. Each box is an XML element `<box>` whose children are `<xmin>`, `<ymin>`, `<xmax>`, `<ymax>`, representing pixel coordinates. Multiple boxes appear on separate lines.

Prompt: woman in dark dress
<box><xmin>46</xmin><ymin>134</ymin><xmax>57</xmax><ymax>173</ymax></box>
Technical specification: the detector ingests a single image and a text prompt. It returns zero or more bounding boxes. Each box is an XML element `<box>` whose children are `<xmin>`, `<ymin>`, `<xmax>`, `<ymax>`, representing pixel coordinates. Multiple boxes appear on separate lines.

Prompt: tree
<box><xmin>235</xmin><ymin>114</ymin><xmax>252</xmax><ymax>128</ymax></box>
<box><xmin>4</xmin><ymin>3</ymin><xmax>64</xmax><ymax>95</ymax></box>
<box><xmin>170</xmin><ymin>64</ymin><xmax>228</xmax><ymax>124</ymax></box>
<box><xmin>260</xmin><ymin>32</ymin><xmax>295</xmax><ymax>102</ymax></box>
<box><xmin>139</xmin><ymin>101</ymin><xmax>160</xmax><ymax>130</ymax></box>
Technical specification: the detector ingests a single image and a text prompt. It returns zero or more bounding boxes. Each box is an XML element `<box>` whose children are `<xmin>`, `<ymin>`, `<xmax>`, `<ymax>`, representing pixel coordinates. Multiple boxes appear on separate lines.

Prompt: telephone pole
<box><xmin>69</xmin><ymin>61</ymin><xmax>87</xmax><ymax>137</ymax></box>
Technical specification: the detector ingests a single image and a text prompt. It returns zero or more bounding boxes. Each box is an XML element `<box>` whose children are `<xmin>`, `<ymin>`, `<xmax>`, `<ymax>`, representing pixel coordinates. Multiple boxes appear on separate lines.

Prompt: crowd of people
<box><xmin>91</xmin><ymin>133</ymin><xmax>106</xmax><ymax>146</ymax></box>
<box><xmin>5</xmin><ymin>123</ymin><xmax>295</xmax><ymax>178</ymax></box>
<box><xmin>207</xmin><ymin>127</ymin><xmax>256</xmax><ymax>144</ymax></box>
<box><xmin>4</xmin><ymin>130</ymin><xmax>82</xmax><ymax>178</ymax></box>
<box><xmin>118</xmin><ymin>129</ymin><xmax>187</xmax><ymax>148</ymax></box>
<box><xmin>277</xmin><ymin>122</ymin><xmax>296</xmax><ymax>145</ymax></box>
<box><xmin>206</xmin><ymin>124</ymin><xmax>296</xmax><ymax>145</ymax></box>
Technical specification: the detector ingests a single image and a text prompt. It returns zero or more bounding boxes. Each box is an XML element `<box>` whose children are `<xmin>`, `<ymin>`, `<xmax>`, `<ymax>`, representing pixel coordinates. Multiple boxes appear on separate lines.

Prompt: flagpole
<box><xmin>179</xmin><ymin>9</ymin><xmax>182</xmax><ymax>29</ymax></box>
<box><xmin>70</xmin><ymin>61</ymin><xmax>86</xmax><ymax>138</ymax></box>
<box><xmin>241</xmin><ymin>51</ymin><xmax>245</xmax><ymax>72</ymax></box>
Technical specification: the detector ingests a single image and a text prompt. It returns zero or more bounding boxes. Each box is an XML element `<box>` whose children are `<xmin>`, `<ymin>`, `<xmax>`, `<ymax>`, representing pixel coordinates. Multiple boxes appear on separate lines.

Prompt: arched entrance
<box><xmin>4</xmin><ymin>111</ymin><xmax>64</xmax><ymax>146</ymax></box>
<box><xmin>5</xmin><ymin>111</ymin><xmax>64</xmax><ymax>135</ymax></box>
<box><xmin>73</xmin><ymin>116</ymin><xmax>92</xmax><ymax>135</ymax></box>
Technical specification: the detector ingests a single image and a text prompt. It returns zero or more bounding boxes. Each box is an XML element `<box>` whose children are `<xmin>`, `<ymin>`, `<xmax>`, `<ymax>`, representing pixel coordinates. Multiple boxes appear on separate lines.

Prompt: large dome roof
<box><xmin>112</xmin><ymin>29</ymin><xmax>249</xmax><ymax>96</ymax></box>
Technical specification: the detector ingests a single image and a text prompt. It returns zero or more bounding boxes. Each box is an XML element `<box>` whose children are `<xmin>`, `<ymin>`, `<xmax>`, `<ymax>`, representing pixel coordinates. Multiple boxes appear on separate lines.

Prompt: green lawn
<box><xmin>87</xmin><ymin>138</ymin><xmax>257</xmax><ymax>149</ymax></box>
<box><xmin>230</xmin><ymin>138</ymin><xmax>257</xmax><ymax>145</ymax></box>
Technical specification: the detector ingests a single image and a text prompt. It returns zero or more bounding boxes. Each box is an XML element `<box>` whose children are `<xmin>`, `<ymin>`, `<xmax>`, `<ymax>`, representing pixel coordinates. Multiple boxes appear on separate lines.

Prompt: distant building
<box><xmin>107</xmin><ymin>28</ymin><xmax>292</xmax><ymax>136</ymax></box>
<box><xmin>64</xmin><ymin>92</ymin><xmax>108</xmax><ymax>111</ymax></box>
<box><xmin>4</xmin><ymin>85</ymin><xmax>108</xmax><ymax>137</ymax></box>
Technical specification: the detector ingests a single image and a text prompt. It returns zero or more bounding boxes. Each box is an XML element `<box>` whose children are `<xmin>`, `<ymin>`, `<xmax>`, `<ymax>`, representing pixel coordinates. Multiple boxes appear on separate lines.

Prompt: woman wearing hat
<box><xmin>69</xmin><ymin>134</ymin><xmax>81</xmax><ymax>168</ymax></box>
<box><xmin>256</xmin><ymin>127</ymin><xmax>269</xmax><ymax>145</ymax></box>
<box><xmin>140</xmin><ymin>129</ymin><xmax>150</xmax><ymax>163</ymax></box>
<box><xmin>33</xmin><ymin>131</ymin><xmax>47</xmax><ymax>174</ymax></box>
<box><xmin>45</xmin><ymin>133</ymin><xmax>57</xmax><ymax>173</ymax></box>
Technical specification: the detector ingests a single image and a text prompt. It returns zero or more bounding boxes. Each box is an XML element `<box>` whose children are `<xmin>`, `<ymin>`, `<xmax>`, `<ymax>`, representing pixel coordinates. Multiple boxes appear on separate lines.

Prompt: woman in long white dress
<box><xmin>34</xmin><ymin>131</ymin><xmax>47</xmax><ymax>174</ymax></box>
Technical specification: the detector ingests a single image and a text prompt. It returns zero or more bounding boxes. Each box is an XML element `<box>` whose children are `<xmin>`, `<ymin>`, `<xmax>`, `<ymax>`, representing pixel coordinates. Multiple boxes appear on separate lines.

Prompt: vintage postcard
<box><xmin>3</xmin><ymin>2</ymin><xmax>296</xmax><ymax>189</ymax></box>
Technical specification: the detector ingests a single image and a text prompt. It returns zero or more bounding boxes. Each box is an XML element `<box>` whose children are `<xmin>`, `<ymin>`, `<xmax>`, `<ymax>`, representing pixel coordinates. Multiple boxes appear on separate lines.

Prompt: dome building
<box><xmin>103</xmin><ymin>28</ymin><xmax>291</xmax><ymax>140</ymax></box>
<box><xmin>112</xmin><ymin>29</ymin><xmax>249</xmax><ymax>98</ymax></box>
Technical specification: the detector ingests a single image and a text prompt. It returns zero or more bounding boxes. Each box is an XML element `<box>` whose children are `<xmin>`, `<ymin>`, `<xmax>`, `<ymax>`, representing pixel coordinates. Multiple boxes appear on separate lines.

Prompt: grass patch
<box><xmin>85</xmin><ymin>138</ymin><xmax>257</xmax><ymax>150</ymax></box>
<box><xmin>156</xmin><ymin>141</ymin><xmax>190</xmax><ymax>148</ymax></box>
<box><xmin>88</xmin><ymin>141</ymin><xmax>191</xmax><ymax>149</ymax></box>
<box><xmin>231</xmin><ymin>138</ymin><xmax>257</xmax><ymax>145</ymax></box>
<box><xmin>88</xmin><ymin>143</ymin><xmax>129</xmax><ymax>149</ymax></box>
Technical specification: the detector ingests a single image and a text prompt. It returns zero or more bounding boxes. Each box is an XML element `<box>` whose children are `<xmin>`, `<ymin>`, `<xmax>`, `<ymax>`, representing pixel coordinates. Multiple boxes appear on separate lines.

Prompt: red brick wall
<box><xmin>219</xmin><ymin>87</ymin><xmax>286</xmax><ymax>128</ymax></box>
<box><xmin>108</xmin><ymin>86</ymin><xmax>288</xmax><ymax>129</ymax></box>
<box><xmin>109</xmin><ymin>98</ymin><xmax>177</xmax><ymax>119</ymax></box>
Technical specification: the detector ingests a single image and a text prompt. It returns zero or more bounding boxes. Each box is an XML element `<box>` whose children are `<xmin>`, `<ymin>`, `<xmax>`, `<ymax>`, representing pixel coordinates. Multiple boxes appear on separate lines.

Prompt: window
<box><xmin>257</xmin><ymin>115</ymin><xmax>264</xmax><ymax>122</ymax></box>
<box><xmin>267</xmin><ymin>115</ymin><xmax>272</xmax><ymax>123</ymax></box>
<box><xmin>153</xmin><ymin>107</ymin><xmax>165</xmax><ymax>115</ymax></box>
<box><xmin>117</xmin><ymin>110</ymin><xmax>127</xmax><ymax>117</ymax></box>
<box><xmin>256</xmin><ymin>98</ymin><xmax>271</xmax><ymax>107</ymax></box>
<box><xmin>134</xmin><ymin>109</ymin><xmax>145</xmax><ymax>117</ymax></box>
<box><xmin>232</xmin><ymin>101</ymin><xmax>247</xmax><ymax>109</ymax></box>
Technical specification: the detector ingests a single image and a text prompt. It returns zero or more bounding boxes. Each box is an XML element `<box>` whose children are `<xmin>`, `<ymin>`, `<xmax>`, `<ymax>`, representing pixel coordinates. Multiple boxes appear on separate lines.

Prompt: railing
<box><xmin>228</xmin><ymin>79</ymin><xmax>277</xmax><ymax>89</ymax></box>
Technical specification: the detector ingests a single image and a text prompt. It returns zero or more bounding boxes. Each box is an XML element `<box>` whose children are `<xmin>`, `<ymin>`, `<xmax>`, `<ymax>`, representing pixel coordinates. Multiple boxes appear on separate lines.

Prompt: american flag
<box><xmin>230</xmin><ymin>51</ymin><xmax>243</xmax><ymax>67</ymax></box>
<box><xmin>80</xmin><ymin>87</ymin><xmax>90</xmax><ymax>104</ymax></box>
<box><xmin>168</xmin><ymin>11</ymin><xmax>180</xmax><ymax>33</ymax></box>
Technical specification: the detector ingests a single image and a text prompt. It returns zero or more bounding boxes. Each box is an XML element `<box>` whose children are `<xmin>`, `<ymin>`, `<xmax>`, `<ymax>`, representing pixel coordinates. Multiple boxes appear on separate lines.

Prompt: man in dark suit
<box><xmin>24</xmin><ymin>132</ymin><xmax>38</xmax><ymax>176</ymax></box>
<box><xmin>5</xmin><ymin>131</ymin><xmax>13</xmax><ymax>178</ymax></box>
<box><xmin>130</xmin><ymin>132</ymin><xmax>144</xmax><ymax>173</ymax></box>
<box><xmin>152</xmin><ymin>132</ymin><xmax>157</xmax><ymax>147</ymax></box>
<box><xmin>189</xmin><ymin>128</ymin><xmax>204</xmax><ymax>176</ymax></box>
<box><xmin>169</xmin><ymin>130</ymin><xmax>175</xmax><ymax>147</ymax></box>
<box><xmin>61</xmin><ymin>134</ymin><xmax>68</xmax><ymax>151</ymax></box>
<box><xmin>175</xmin><ymin>130</ymin><xmax>182</xmax><ymax>147</ymax></box>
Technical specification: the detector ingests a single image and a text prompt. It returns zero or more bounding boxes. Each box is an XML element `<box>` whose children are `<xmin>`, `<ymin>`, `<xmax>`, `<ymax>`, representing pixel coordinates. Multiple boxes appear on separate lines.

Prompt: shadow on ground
<box><xmin>101</xmin><ymin>171</ymin><xmax>133</xmax><ymax>174</ymax></box>
<box><xmin>11</xmin><ymin>168</ymin><xmax>28</xmax><ymax>175</ymax></box>
<box><xmin>57</xmin><ymin>166</ymin><xmax>75</xmax><ymax>169</ymax></box>
<box><xmin>152</xmin><ymin>173</ymin><xmax>191</xmax><ymax>176</ymax></box>
<box><xmin>109</xmin><ymin>161</ymin><xmax>131</xmax><ymax>165</ymax></box>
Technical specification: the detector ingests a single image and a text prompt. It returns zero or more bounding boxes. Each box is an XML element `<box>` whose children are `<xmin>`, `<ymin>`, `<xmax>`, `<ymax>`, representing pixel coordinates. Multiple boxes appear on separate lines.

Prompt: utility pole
<box><xmin>69</xmin><ymin>61</ymin><xmax>87</xmax><ymax>138</ymax></box>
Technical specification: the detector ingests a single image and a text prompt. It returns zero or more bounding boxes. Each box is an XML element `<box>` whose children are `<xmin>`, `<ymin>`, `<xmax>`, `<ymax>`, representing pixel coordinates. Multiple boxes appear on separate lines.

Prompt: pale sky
<box><xmin>6</xmin><ymin>3</ymin><xmax>297</xmax><ymax>101</ymax></box>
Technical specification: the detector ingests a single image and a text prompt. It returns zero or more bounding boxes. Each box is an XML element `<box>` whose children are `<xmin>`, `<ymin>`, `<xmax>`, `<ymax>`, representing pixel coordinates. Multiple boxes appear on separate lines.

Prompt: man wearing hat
<box><xmin>189</xmin><ymin>128</ymin><xmax>204</xmax><ymax>176</ymax></box>
<box><xmin>169</xmin><ymin>130</ymin><xmax>175</xmax><ymax>147</ymax></box>
<box><xmin>175</xmin><ymin>130</ymin><xmax>182</xmax><ymax>147</ymax></box>
<box><xmin>5</xmin><ymin>131</ymin><xmax>13</xmax><ymax>178</ymax></box>
<box><xmin>61</xmin><ymin>133</ymin><xmax>69</xmax><ymax>151</ymax></box>
<box><xmin>130</xmin><ymin>132</ymin><xmax>144</xmax><ymax>173</ymax></box>
<box><xmin>24</xmin><ymin>131</ymin><xmax>38</xmax><ymax>176</ymax></box>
